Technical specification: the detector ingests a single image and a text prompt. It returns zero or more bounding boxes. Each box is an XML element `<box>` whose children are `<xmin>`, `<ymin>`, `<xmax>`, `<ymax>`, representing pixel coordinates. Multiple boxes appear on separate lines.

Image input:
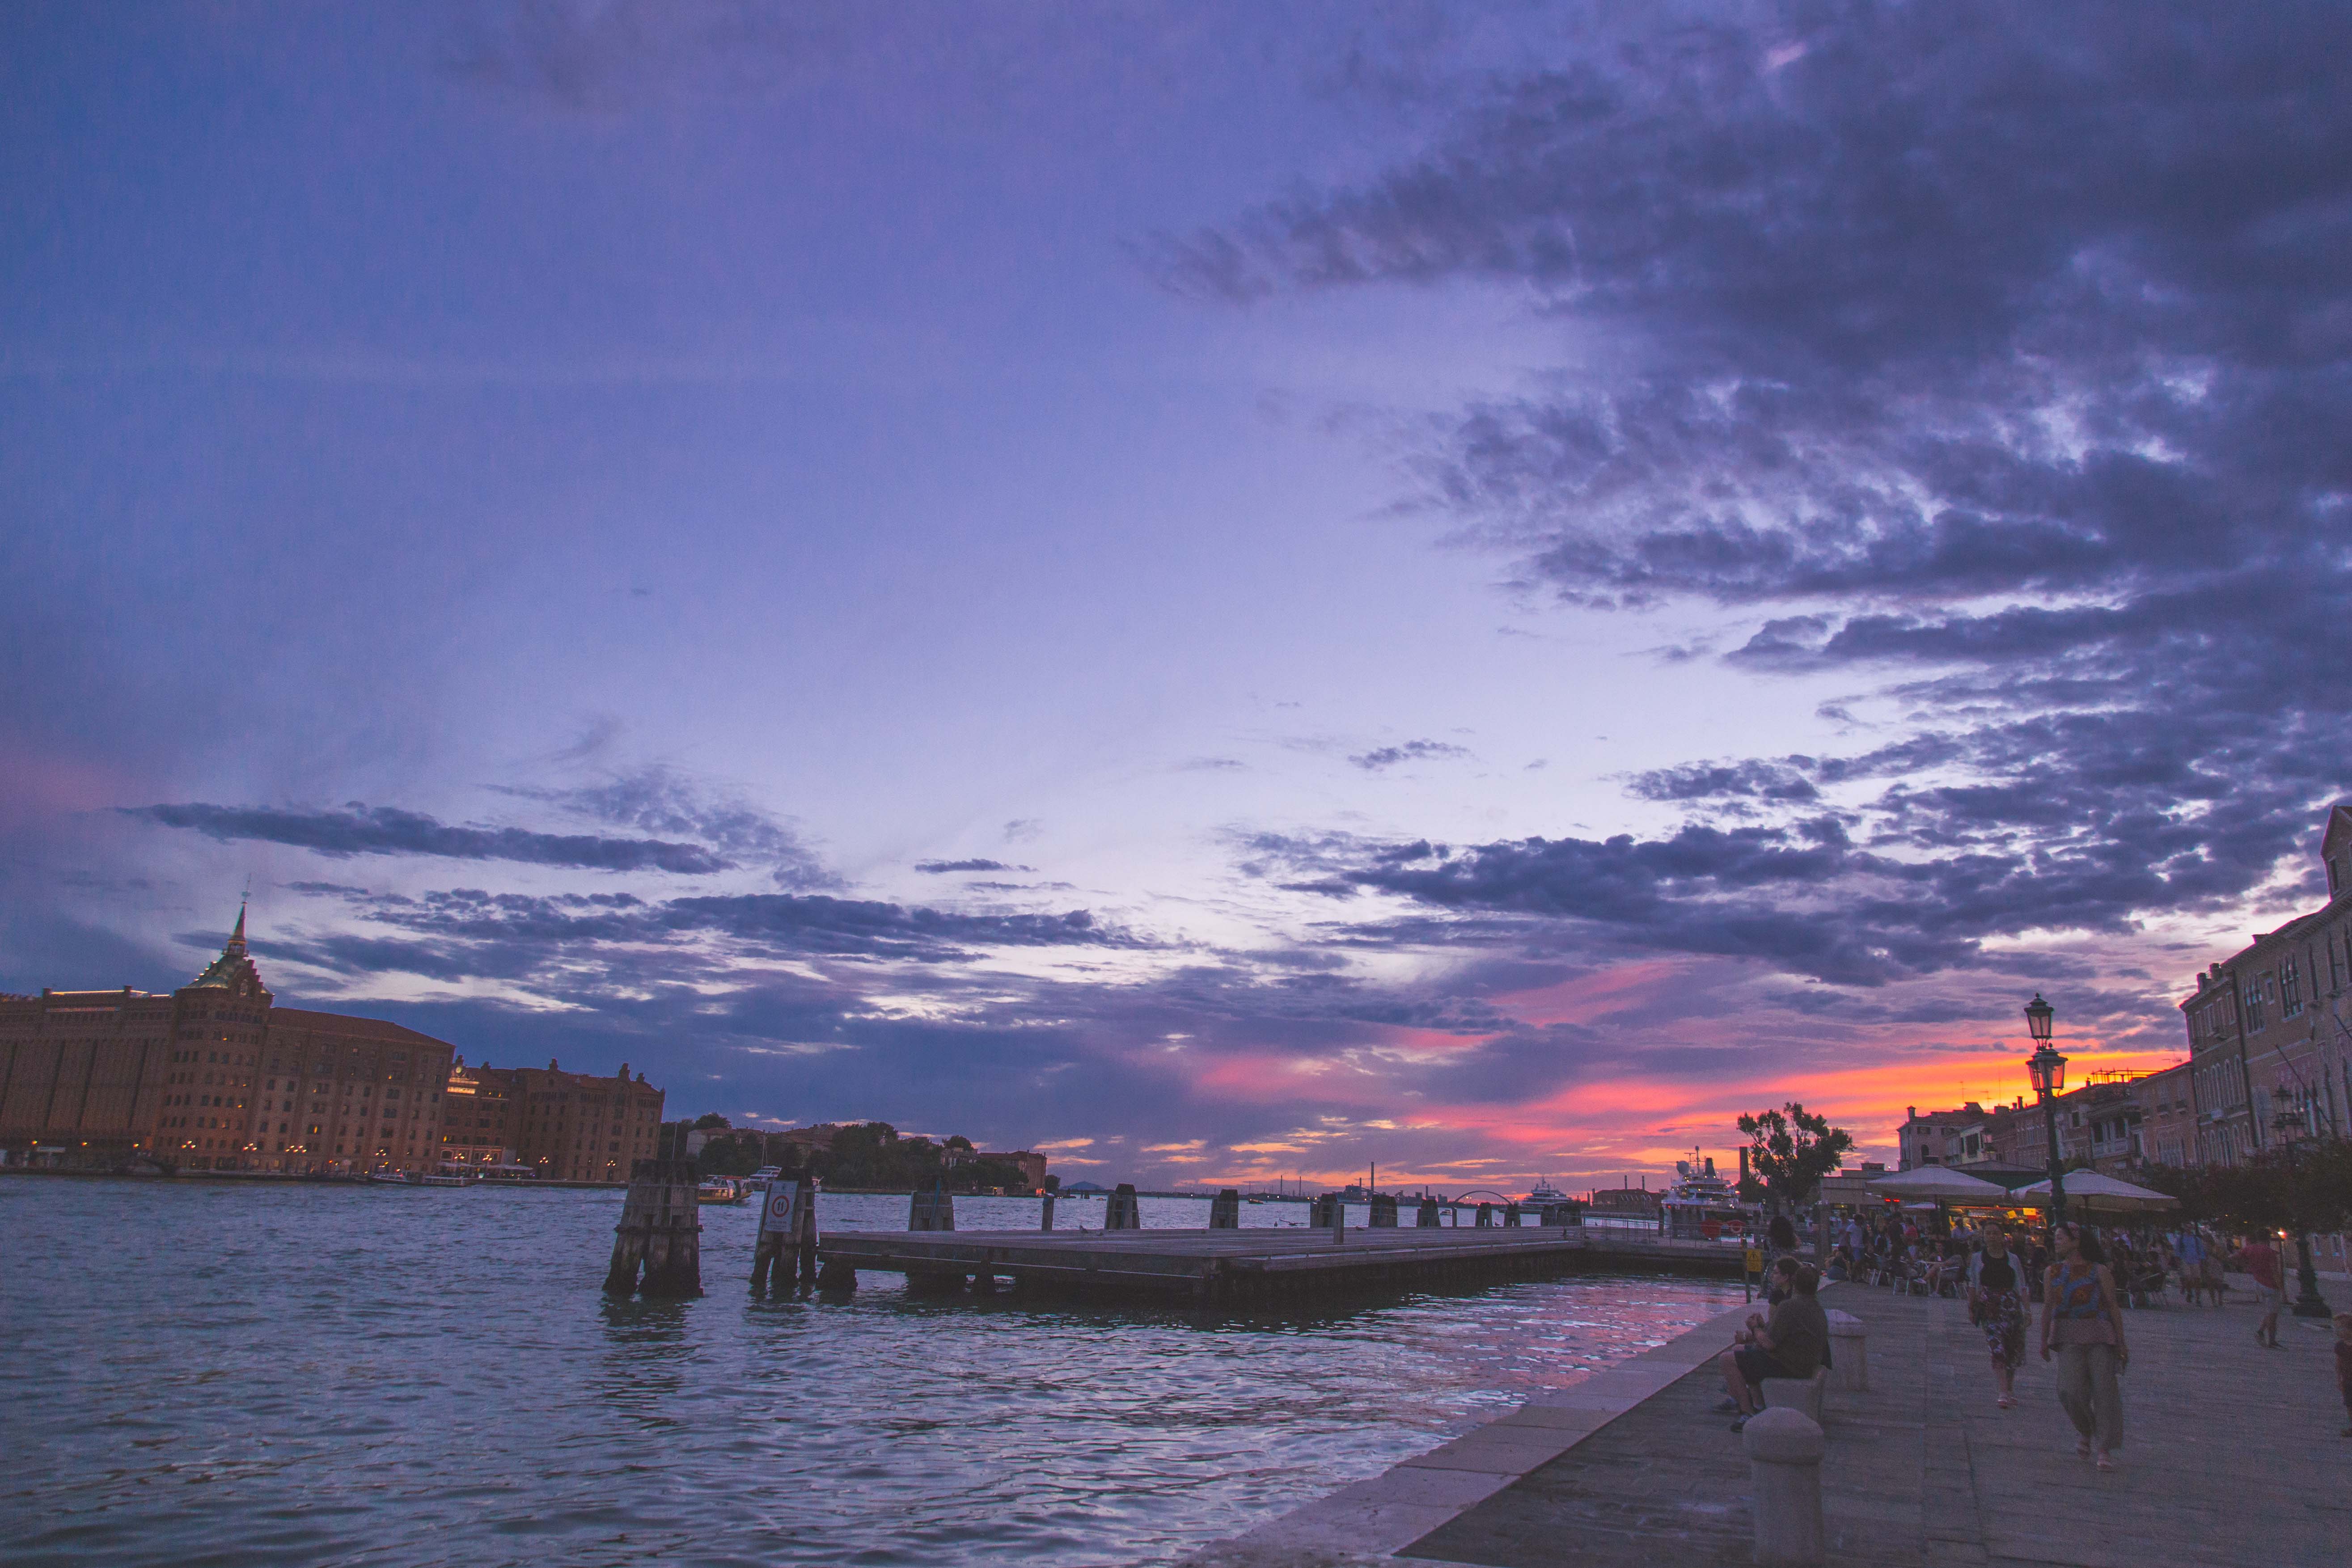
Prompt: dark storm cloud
<box><xmin>914</xmin><ymin>858</ymin><xmax>1029</xmax><ymax>874</ymax></box>
<box><xmin>1628</xmin><ymin>759</ymin><xmax>1818</xmax><ymax>804</ymax></box>
<box><xmin>496</xmin><ymin>767</ymin><xmax>836</xmax><ymax>889</ymax></box>
<box><xmin>1170</xmin><ymin>1</ymin><xmax>2352</xmax><ymax>981</ymax></box>
<box><xmin>1277</xmin><ymin>799</ymin><xmax>2289</xmax><ymax>988</ymax></box>
<box><xmin>295</xmin><ymin>883</ymin><xmax>1145</xmax><ymax>970</ymax></box>
<box><xmin>1349</xmin><ymin>740</ymin><xmax>1472</xmax><ymax>770</ymax></box>
<box><xmin>123</xmin><ymin>803</ymin><xmax>731</xmax><ymax>875</ymax></box>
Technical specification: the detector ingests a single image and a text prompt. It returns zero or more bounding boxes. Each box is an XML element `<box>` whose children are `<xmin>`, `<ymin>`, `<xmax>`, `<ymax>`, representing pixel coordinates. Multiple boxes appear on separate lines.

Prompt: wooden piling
<box><xmin>1417</xmin><ymin>1196</ymin><xmax>1441</xmax><ymax>1227</ymax></box>
<box><xmin>1209</xmin><ymin>1188</ymin><xmax>1242</xmax><ymax>1229</ymax></box>
<box><xmin>1039</xmin><ymin>1192</ymin><xmax>1057</xmax><ymax>1231</ymax></box>
<box><xmin>1475</xmin><ymin>1201</ymin><xmax>1494</xmax><ymax>1228</ymax></box>
<box><xmin>1503</xmin><ymin>1201</ymin><xmax>1523</xmax><ymax>1228</ymax></box>
<box><xmin>1370</xmin><ymin>1193</ymin><xmax>1399</xmax><ymax>1227</ymax></box>
<box><xmin>1104</xmin><ymin>1183</ymin><xmax>1142</xmax><ymax>1229</ymax></box>
<box><xmin>605</xmin><ymin>1153</ymin><xmax>703</xmax><ymax>1298</ymax></box>
<box><xmin>909</xmin><ymin>1182</ymin><xmax>956</xmax><ymax>1231</ymax></box>
<box><xmin>749</xmin><ymin>1165</ymin><xmax>800</xmax><ymax>1296</ymax></box>
<box><xmin>794</xmin><ymin>1173</ymin><xmax>819</xmax><ymax>1286</ymax></box>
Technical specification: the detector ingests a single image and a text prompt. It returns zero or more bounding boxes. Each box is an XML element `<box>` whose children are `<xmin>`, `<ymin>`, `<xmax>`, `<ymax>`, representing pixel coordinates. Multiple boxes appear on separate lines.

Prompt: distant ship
<box><xmin>1660</xmin><ymin>1150</ymin><xmax>1755</xmax><ymax>1240</ymax></box>
<box><xmin>1523</xmin><ymin>1178</ymin><xmax>1570</xmax><ymax>1204</ymax></box>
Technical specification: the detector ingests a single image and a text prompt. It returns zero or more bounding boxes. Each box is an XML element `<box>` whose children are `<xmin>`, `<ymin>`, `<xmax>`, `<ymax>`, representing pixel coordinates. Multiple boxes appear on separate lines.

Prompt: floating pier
<box><xmin>814</xmin><ymin>1225</ymin><xmax>1740</xmax><ymax>1302</ymax></box>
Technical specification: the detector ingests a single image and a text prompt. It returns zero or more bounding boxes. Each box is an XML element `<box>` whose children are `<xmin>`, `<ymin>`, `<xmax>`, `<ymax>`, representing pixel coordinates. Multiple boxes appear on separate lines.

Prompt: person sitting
<box><xmin>1718</xmin><ymin>1264</ymin><xmax>1830</xmax><ymax>1432</ymax></box>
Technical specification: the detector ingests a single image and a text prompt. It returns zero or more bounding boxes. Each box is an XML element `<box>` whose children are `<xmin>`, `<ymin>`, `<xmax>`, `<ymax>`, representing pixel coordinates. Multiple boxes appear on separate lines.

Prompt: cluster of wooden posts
<box><xmin>603</xmin><ymin>1156</ymin><xmax>704</xmax><ymax>1298</ymax></box>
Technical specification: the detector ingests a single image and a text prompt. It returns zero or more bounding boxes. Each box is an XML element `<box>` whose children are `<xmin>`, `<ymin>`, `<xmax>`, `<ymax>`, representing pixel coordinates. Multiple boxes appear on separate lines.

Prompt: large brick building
<box><xmin>466</xmin><ymin>1057</ymin><xmax>663</xmax><ymax>1183</ymax></box>
<box><xmin>2</xmin><ymin>910</ymin><xmax>668</xmax><ymax>1182</ymax></box>
<box><xmin>0</xmin><ymin>909</ymin><xmax>456</xmax><ymax>1175</ymax></box>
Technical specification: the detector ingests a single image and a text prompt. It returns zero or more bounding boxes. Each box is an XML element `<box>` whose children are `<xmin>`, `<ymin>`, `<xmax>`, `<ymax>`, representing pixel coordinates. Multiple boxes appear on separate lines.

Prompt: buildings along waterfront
<box><xmin>0</xmin><ymin>910</ymin><xmax>662</xmax><ymax>1180</ymax></box>
<box><xmin>1897</xmin><ymin>800</ymin><xmax>2352</xmax><ymax>1268</ymax></box>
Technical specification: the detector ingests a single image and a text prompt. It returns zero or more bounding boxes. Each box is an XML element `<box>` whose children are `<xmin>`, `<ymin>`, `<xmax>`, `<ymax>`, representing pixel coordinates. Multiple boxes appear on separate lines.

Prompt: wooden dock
<box><xmin>814</xmin><ymin>1226</ymin><xmax>1743</xmax><ymax>1301</ymax></box>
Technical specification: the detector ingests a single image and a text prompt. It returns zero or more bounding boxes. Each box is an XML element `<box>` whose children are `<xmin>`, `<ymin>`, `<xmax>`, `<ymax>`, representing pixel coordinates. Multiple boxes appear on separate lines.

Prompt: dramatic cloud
<box><xmin>914</xmin><ymin>858</ymin><xmax>1029</xmax><ymax>874</ymax></box>
<box><xmin>1174</xmin><ymin>0</ymin><xmax>2352</xmax><ymax>985</ymax></box>
<box><xmin>1350</xmin><ymin>740</ymin><xmax>1471</xmax><ymax>770</ymax></box>
<box><xmin>283</xmin><ymin>883</ymin><xmax>1146</xmax><ymax>972</ymax></box>
<box><xmin>496</xmin><ymin>768</ymin><xmax>836</xmax><ymax>889</ymax></box>
<box><xmin>123</xmin><ymin>803</ymin><xmax>731</xmax><ymax>875</ymax></box>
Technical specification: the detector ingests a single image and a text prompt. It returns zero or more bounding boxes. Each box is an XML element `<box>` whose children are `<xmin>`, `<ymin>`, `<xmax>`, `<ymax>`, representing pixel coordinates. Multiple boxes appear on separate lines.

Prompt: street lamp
<box><xmin>2024</xmin><ymin>993</ymin><xmax>2068</xmax><ymax>1234</ymax></box>
<box><xmin>2263</xmin><ymin>1099</ymin><xmax>2335</xmax><ymax>1320</ymax></box>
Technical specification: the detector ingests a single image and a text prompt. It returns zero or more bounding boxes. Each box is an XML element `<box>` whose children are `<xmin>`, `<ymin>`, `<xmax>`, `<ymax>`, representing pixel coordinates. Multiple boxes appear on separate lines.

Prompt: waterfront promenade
<box><xmin>1186</xmin><ymin>1278</ymin><xmax>2347</xmax><ymax>1567</ymax></box>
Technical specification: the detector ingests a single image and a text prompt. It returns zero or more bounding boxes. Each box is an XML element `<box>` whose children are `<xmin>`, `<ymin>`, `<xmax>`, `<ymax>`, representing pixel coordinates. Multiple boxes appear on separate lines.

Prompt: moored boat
<box><xmin>1660</xmin><ymin>1150</ymin><xmax>1756</xmax><ymax>1240</ymax></box>
<box><xmin>697</xmin><ymin>1176</ymin><xmax>748</xmax><ymax>1205</ymax></box>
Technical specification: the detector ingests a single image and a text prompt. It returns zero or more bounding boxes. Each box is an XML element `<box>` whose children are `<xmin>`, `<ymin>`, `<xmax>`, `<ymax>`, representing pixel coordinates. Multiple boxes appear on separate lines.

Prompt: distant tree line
<box><xmin>685</xmin><ymin>1115</ymin><xmax>1053</xmax><ymax>1193</ymax></box>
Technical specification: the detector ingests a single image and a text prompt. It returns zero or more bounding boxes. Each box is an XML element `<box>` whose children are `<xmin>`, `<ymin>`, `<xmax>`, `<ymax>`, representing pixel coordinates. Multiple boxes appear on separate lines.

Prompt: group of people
<box><xmin>1750</xmin><ymin>1211</ymin><xmax>2352</xmax><ymax>1458</ymax></box>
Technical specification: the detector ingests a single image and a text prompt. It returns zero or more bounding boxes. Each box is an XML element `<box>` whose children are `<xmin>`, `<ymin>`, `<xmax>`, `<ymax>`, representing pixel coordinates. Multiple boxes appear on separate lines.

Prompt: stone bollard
<box><xmin>1743</xmin><ymin>1407</ymin><xmax>1826</xmax><ymax>1566</ymax></box>
<box><xmin>606</xmin><ymin>1156</ymin><xmax>703</xmax><ymax>1298</ymax></box>
<box><xmin>1369</xmin><ymin>1192</ymin><xmax>1399</xmax><ymax>1227</ymax></box>
<box><xmin>1417</xmin><ymin>1196</ymin><xmax>1442</xmax><ymax>1227</ymax></box>
<box><xmin>1826</xmin><ymin>1310</ymin><xmax>1867</xmax><ymax>1393</ymax></box>
<box><xmin>1475</xmin><ymin>1202</ymin><xmax>1494</xmax><ymax>1228</ymax></box>
<box><xmin>1209</xmin><ymin>1188</ymin><xmax>1242</xmax><ymax>1229</ymax></box>
<box><xmin>1040</xmin><ymin>1192</ymin><xmax>1057</xmax><ymax>1232</ymax></box>
<box><xmin>1105</xmin><ymin>1183</ymin><xmax>1142</xmax><ymax>1229</ymax></box>
<box><xmin>910</xmin><ymin>1182</ymin><xmax>955</xmax><ymax>1231</ymax></box>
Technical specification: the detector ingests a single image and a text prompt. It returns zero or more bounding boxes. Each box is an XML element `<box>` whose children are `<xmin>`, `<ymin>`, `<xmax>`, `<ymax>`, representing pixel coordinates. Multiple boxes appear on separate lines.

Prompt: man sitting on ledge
<box><xmin>1720</xmin><ymin>1263</ymin><xmax>1828</xmax><ymax>1432</ymax></box>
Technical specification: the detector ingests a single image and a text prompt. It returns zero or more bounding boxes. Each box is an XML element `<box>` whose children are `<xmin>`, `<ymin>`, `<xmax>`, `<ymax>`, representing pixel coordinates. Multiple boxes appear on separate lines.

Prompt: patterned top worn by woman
<box><xmin>2049</xmin><ymin>1259</ymin><xmax>2116</xmax><ymax>1346</ymax></box>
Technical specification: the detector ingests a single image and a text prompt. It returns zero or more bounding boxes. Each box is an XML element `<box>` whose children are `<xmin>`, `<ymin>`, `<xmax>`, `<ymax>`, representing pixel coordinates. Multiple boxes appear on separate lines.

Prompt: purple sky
<box><xmin>7</xmin><ymin>2</ymin><xmax>2348</xmax><ymax>1189</ymax></box>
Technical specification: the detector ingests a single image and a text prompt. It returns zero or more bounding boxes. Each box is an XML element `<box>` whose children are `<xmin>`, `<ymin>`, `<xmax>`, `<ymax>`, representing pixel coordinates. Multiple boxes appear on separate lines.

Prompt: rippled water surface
<box><xmin>4</xmin><ymin>1179</ymin><xmax>1740</xmax><ymax>1567</ymax></box>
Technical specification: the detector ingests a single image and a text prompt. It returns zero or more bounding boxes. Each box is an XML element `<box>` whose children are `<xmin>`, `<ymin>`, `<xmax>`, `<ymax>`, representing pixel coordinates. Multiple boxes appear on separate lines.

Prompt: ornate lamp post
<box><xmin>2024</xmin><ymin>993</ymin><xmax>2068</xmax><ymax>1234</ymax></box>
<box><xmin>2267</xmin><ymin>1092</ymin><xmax>2334</xmax><ymax>1320</ymax></box>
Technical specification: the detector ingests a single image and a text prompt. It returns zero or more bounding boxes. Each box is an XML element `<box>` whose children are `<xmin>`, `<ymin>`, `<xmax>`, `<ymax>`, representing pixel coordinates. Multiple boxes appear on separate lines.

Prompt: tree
<box><xmin>1737</xmin><ymin>1103</ymin><xmax>1855</xmax><ymax>1213</ymax></box>
<box><xmin>2140</xmin><ymin>1141</ymin><xmax>2352</xmax><ymax>1238</ymax></box>
<box><xmin>691</xmin><ymin>1112</ymin><xmax>732</xmax><ymax>1130</ymax></box>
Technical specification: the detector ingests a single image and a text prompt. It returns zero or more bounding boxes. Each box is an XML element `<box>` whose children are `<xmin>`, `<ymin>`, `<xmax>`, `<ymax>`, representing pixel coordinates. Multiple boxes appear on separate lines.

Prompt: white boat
<box><xmin>367</xmin><ymin>1171</ymin><xmax>415</xmax><ymax>1186</ymax></box>
<box><xmin>1660</xmin><ymin>1150</ymin><xmax>1756</xmax><ymax>1240</ymax></box>
<box><xmin>420</xmin><ymin>1171</ymin><xmax>472</xmax><ymax>1187</ymax></box>
<box><xmin>1523</xmin><ymin>1179</ymin><xmax>1571</xmax><ymax>1204</ymax></box>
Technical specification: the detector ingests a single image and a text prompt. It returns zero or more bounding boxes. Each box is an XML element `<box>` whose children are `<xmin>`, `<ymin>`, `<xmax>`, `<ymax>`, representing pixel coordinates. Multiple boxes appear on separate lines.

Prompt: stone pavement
<box><xmin>1180</xmin><ymin>1276</ymin><xmax>2348</xmax><ymax>1568</ymax></box>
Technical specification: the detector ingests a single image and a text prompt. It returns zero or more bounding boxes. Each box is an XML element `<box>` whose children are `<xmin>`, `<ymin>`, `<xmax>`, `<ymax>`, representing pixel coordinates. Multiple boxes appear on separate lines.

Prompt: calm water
<box><xmin>3</xmin><ymin>1179</ymin><xmax>1739</xmax><ymax>1567</ymax></box>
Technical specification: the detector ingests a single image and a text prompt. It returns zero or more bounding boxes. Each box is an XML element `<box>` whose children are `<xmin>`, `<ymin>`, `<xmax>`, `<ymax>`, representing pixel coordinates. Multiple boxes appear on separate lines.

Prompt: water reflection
<box><xmin>8</xmin><ymin>1178</ymin><xmax>1739</xmax><ymax>1568</ymax></box>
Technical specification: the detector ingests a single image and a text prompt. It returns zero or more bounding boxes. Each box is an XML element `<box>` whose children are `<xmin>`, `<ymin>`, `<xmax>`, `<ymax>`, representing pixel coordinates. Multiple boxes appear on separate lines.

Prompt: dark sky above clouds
<box><xmin>5</xmin><ymin>1</ymin><xmax>2346</xmax><ymax>1187</ymax></box>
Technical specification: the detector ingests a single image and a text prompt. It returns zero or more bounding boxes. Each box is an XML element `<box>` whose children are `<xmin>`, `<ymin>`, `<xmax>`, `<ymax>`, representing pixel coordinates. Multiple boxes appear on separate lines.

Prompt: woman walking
<box><xmin>2039</xmin><ymin>1222</ymin><xmax>2130</xmax><ymax>1469</ymax></box>
<box><xmin>1970</xmin><ymin>1222</ymin><xmax>2028</xmax><ymax>1407</ymax></box>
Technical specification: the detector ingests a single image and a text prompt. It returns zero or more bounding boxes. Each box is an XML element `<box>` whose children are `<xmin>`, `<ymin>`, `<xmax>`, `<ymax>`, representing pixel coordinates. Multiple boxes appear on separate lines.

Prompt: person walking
<box><xmin>2040</xmin><ymin>1222</ymin><xmax>2129</xmax><ymax>1469</ymax></box>
<box><xmin>2335</xmin><ymin>1312</ymin><xmax>2352</xmax><ymax>1439</ymax></box>
<box><xmin>2243</xmin><ymin>1232</ymin><xmax>2284</xmax><ymax>1347</ymax></box>
<box><xmin>1970</xmin><ymin>1222</ymin><xmax>2028</xmax><ymax>1408</ymax></box>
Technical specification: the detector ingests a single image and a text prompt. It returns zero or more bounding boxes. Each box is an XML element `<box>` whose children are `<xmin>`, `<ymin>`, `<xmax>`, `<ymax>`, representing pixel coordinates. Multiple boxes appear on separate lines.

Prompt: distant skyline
<box><xmin>7</xmin><ymin>2</ymin><xmax>2348</xmax><ymax>1187</ymax></box>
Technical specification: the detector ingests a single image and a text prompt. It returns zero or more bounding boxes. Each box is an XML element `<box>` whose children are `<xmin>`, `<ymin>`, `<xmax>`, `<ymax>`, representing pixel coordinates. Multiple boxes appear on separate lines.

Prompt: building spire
<box><xmin>226</xmin><ymin>901</ymin><xmax>248</xmax><ymax>955</ymax></box>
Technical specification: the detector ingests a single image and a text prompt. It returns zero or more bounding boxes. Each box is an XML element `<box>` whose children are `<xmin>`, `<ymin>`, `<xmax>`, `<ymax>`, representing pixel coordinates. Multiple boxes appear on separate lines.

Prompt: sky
<box><xmin>6</xmin><ymin>1</ymin><xmax>2349</xmax><ymax>1191</ymax></box>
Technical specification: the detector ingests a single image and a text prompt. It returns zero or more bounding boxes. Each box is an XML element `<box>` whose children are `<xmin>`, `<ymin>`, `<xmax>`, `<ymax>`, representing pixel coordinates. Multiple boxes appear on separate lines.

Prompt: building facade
<box><xmin>464</xmin><ymin>1058</ymin><xmax>663</xmax><ymax>1183</ymax></box>
<box><xmin>0</xmin><ymin>910</ymin><xmax>456</xmax><ymax>1175</ymax></box>
<box><xmin>2178</xmin><ymin>801</ymin><xmax>2352</xmax><ymax>1166</ymax></box>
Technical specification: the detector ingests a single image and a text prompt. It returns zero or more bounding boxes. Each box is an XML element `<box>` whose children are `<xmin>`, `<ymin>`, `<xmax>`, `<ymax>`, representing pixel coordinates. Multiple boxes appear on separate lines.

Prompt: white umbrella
<box><xmin>2012</xmin><ymin>1172</ymin><xmax>2179</xmax><ymax>1213</ymax></box>
<box><xmin>1863</xmin><ymin>1166</ymin><xmax>2013</xmax><ymax>1201</ymax></box>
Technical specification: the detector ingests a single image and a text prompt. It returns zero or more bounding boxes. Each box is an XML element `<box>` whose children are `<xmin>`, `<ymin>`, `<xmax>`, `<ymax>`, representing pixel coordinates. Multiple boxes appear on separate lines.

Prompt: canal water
<box><xmin>4</xmin><ymin>1179</ymin><xmax>1741</xmax><ymax>1567</ymax></box>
